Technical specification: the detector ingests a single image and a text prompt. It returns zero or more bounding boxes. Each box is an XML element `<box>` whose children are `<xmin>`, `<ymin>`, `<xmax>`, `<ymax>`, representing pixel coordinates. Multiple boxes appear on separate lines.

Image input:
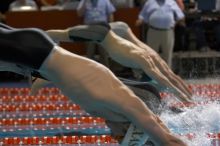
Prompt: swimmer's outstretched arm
<box><xmin>46</xmin><ymin>24</ymin><xmax>192</xmax><ymax>102</ymax></box>
<box><xmin>39</xmin><ymin>46</ymin><xmax>187</xmax><ymax>146</ymax></box>
<box><xmin>110</xmin><ymin>22</ymin><xmax>192</xmax><ymax>98</ymax></box>
<box><xmin>101</xmin><ymin>31</ymin><xmax>191</xmax><ymax>102</ymax></box>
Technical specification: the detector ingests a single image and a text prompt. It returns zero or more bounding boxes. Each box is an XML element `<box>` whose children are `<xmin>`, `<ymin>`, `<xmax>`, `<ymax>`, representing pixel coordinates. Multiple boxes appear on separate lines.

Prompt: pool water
<box><xmin>160</xmin><ymin>81</ymin><xmax>220</xmax><ymax>146</ymax></box>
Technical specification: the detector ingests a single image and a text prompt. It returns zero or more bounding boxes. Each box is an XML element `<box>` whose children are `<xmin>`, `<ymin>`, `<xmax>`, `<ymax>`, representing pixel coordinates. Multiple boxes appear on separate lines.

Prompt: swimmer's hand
<box><xmin>167</xmin><ymin>86</ymin><xmax>193</xmax><ymax>103</ymax></box>
<box><xmin>30</xmin><ymin>78</ymin><xmax>50</xmax><ymax>95</ymax></box>
<box><xmin>176</xmin><ymin>91</ymin><xmax>194</xmax><ymax>104</ymax></box>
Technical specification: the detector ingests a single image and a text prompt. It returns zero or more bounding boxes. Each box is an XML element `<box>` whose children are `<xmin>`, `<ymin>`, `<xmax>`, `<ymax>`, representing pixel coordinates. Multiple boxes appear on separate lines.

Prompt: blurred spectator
<box><xmin>111</xmin><ymin>0</ymin><xmax>134</xmax><ymax>8</ymax></box>
<box><xmin>77</xmin><ymin>0</ymin><xmax>115</xmax><ymax>67</ymax></box>
<box><xmin>174</xmin><ymin>0</ymin><xmax>186</xmax><ymax>52</ymax></box>
<box><xmin>190</xmin><ymin>0</ymin><xmax>220</xmax><ymax>51</ymax></box>
<box><xmin>77</xmin><ymin>0</ymin><xmax>115</xmax><ymax>24</ymax></box>
<box><xmin>0</xmin><ymin>0</ymin><xmax>15</xmax><ymax>13</ymax></box>
<box><xmin>9</xmin><ymin>0</ymin><xmax>38</xmax><ymax>11</ymax></box>
<box><xmin>136</xmin><ymin>0</ymin><xmax>185</xmax><ymax>67</ymax></box>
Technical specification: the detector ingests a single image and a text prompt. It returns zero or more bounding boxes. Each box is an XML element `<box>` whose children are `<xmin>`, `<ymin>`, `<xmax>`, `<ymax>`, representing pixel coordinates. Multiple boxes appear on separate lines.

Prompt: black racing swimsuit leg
<box><xmin>0</xmin><ymin>25</ymin><xmax>55</xmax><ymax>79</ymax></box>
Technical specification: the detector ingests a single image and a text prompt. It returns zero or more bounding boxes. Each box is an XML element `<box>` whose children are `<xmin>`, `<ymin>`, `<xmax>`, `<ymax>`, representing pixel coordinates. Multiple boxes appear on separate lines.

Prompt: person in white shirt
<box><xmin>136</xmin><ymin>0</ymin><xmax>185</xmax><ymax>67</ymax></box>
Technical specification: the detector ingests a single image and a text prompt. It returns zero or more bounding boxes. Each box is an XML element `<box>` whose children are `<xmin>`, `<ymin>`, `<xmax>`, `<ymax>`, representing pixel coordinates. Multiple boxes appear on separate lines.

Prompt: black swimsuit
<box><xmin>0</xmin><ymin>23</ymin><xmax>56</xmax><ymax>79</ymax></box>
<box><xmin>0</xmin><ymin>23</ymin><xmax>110</xmax><ymax>79</ymax></box>
<box><xmin>68</xmin><ymin>23</ymin><xmax>111</xmax><ymax>42</ymax></box>
<box><xmin>0</xmin><ymin>22</ymin><xmax>111</xmax><ymax>68</ymax></box>
<box><xmin>0</xmin><ymin>23</ymin><xmax>55</xmax><ymax>70</ymax></box>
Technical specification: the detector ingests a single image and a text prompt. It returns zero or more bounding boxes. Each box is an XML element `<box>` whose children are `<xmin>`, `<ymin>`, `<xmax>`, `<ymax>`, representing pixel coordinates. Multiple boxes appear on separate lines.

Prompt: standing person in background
<box><xmin>9</xmin><ymin>0</ymin><xmax>38</xmax><ymax>11</ymax></box>
<box><xmin>136</xmin><ymin>0</ymin><xmax>185</xmax><ymax>67</ymax></box>
<box><xmin>77</xmin><ymin>0</ymin><xmax>116</xmax><ymax>67</ymax></box>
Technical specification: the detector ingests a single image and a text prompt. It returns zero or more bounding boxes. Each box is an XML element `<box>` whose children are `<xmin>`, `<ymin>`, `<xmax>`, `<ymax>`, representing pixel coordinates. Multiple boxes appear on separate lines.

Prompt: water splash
<box><xmin>160</xmin><ymin>100</ymin><xmax>220</xmax><ymax>146</ymax></box>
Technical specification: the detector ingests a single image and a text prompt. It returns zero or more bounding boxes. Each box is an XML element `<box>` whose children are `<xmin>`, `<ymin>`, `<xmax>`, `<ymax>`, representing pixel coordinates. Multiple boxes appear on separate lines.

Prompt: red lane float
<box><xmin>0</xmin><ymin>95</ymin><xmax>69</xmax><ymax>103</ymax></box>
<box><xmin>0</xmin><ymin>87</ymin><xmax>61</xmax><ymax>96</ymax></box>
<box><xmin>0</xmin><ymin>135</ymin><xmax>116</xmax><ymax>145</ymax></box>
<box><xmin>0</xmin><ymin>103</ymin><xmax>81</xmax><ymax>112</ymax></box>
<box><xmin>0</xmin><ymin>117</ymin><xmax>105</xmax><ymax>126</ymax></box>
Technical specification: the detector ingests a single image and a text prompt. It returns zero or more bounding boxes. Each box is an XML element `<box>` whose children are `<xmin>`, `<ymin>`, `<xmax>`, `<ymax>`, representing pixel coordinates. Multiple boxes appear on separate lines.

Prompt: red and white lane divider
<box><xmin>0</xmin><ymin>135</ymin><xmax>118</xmax><ymax>145</ymax></box>
<box><xmin>1</xmin><ymin>133</ymin><xmax>220</xmax><ymax>145</ymax></box>
<box><xmin>0</xmin><ymin>87</ymin><xmax>61</xmax><ymax>96</ymax></box>
<box><xmin>0</xmin><ymin>103</ymin><xmax>81</xmax><ymax>112</ymax></box>
<box><xmin>0</xmin><ymin>95</ymin><xmax>69</xmax><ymax>103</ymax></box>
<box><xmin>0</xmin><ymin>117</ymin><xmax>105</xmax><ymax>126</ymax></box>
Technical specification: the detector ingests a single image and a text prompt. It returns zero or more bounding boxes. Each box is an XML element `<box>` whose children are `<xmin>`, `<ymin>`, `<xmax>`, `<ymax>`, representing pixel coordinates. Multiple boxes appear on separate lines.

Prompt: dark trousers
<box><xmin>192</xmin><ymin>20</ymin><xmax>220</xmax><ymax>50</ymax></box>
